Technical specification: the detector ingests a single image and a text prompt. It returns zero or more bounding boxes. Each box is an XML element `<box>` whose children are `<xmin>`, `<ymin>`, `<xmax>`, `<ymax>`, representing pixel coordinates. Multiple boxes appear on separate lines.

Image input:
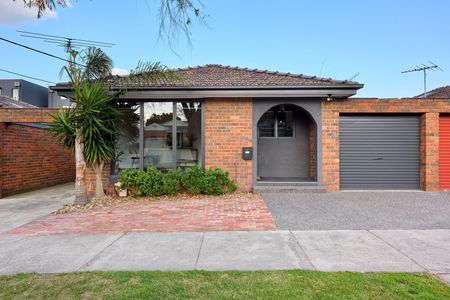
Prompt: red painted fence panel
<box><xmin>440</xmin><ymin>115</ymin><xmax>450</xmax><ymax>189</ymax></box>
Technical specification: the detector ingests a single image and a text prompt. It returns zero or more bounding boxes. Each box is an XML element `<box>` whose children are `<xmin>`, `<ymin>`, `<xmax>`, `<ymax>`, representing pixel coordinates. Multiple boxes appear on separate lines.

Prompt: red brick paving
<box><xmin>7</xmin><ymin>194</ymin><xmax>276</xmax><ymax>236</ymax></box>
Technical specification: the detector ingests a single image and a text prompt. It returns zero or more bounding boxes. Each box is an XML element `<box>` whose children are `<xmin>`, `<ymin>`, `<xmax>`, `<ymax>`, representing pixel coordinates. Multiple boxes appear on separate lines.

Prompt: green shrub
<box><xmin>181</xmin><ymin>165</ymin><xmax>204</xmax><ymax>194</ymax></box>
<box><xmin>140</xmin><ymin>166</ymin><xmax>164</xmax><ymax>196</ymax></box>
<box><xmin>119</xmin><ymin>169</ymin><xmax>147</xmax><ymax>196</ymax></box>
<box><xmin>162</xmin><ymin>170</ymin><xmax>182</xmax><ymax>195</ymax></box>
<box><xmin>201</xmin><ymin>168</ymin><xmax>238</xmax><ymax>195</ymax></box>
<box><xmin>120</xmin><ymin>165</ymin><xmax>237</xmax><ymax>197</ymax></box>
<box><xmin>119</xmin><ymin>167</ymin><xmax>165</xmax><ymax>197</ymax></box>
<box><xmin>181</xmin><ymin>165</ymin><xmax>237</xmax><ymax>195</ymax></box>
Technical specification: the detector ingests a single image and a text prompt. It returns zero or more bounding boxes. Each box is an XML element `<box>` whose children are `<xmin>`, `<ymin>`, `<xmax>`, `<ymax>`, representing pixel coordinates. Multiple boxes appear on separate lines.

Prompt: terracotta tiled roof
<box><xmin>57</xmin><ymin>64</ymin><xmax>362</xmax><ymax>89</ymax></box>
<box><xmin>415</xmin><ymin>86</ymin><xmax>450</xmax><ymax>98</ymax></box>
<box><xmin>0</xmin><ymin>95</ymin><xmax>37</xmax><ymax>108</ymax></box>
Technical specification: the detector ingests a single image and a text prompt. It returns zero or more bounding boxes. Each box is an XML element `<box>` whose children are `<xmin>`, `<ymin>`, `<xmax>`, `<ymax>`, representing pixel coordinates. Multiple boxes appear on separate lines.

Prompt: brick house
<box><xmin>0</xmin><ymin>96</ymin><xmax>75</xmax><ymax>198</ymax></box>
<box><xmin>51</xmin><ymin>65</ymin><xmax>450</xmax><ymax>193</ymax></box>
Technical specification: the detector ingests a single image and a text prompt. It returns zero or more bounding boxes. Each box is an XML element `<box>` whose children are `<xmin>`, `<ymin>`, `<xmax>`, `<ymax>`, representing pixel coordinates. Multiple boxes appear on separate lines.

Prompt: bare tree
<box><xmin>16</xmin><ymin>0</ymin><xmax>206</xmax><ymax>42</ymax></box>
<box><xmin>17</xmin><ymin>0</ymin><xmax>68</xmax><ymax>18</ymax></box>
<box><xmin>158</xmin><ymin>0</ymin><xmax>207</xmax><ymax>47</ymax></box>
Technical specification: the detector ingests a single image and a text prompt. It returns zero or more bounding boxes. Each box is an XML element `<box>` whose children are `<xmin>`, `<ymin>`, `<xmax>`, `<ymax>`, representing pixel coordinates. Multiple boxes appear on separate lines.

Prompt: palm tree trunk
<box><xmin>93</xmin><ymin>160</ymin><xmax>105</xmax><ymax>198</ymax></box>
<box><xmin>74</xmin><ymin>130</ymin><xmax>89</xmax><ymax>205</ymax></box>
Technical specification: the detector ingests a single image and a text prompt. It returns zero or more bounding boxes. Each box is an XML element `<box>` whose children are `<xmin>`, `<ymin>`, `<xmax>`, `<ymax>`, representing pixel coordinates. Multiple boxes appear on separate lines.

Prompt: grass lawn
<box><xmin>0</xmin><ymin>270</ymin><xmax>449</xmax><ymax>299</ymax></box>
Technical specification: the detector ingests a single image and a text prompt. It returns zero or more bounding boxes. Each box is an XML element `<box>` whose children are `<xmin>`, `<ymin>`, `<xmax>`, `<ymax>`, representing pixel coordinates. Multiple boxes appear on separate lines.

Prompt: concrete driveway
<box><xmin>263</xmin><ymin>191</ymin><xmax>450</xmax><ymax>230</ymax></box>
<box><xmin>0</xmin><ymin>183</ymin><xmax>74</xmax><ymax>234</ymax></box>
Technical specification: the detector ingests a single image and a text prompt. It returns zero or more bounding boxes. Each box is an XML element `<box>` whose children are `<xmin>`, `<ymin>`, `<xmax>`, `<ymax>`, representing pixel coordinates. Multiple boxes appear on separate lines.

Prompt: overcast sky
<box><xmin>0</xmin><ymin>0</ymin><xmax>449</xmax><ymax>98</ymax></box>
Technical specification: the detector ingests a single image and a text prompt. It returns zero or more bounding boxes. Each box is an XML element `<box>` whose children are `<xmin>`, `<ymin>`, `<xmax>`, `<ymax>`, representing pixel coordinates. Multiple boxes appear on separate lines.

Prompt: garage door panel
<box><xmin>440</xmin><ymin>115</ymin><xmax>450</xmax><ymax>189</ymax></box>
<box><xmin>340</xmin><ymin>115</ymin><xmax>420</xmax><ymax>190</ymax></box>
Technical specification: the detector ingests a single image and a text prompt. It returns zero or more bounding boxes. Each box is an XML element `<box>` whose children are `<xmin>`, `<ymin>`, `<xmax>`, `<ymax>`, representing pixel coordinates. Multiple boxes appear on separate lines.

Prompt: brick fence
<box><xmin>322</xmin><ymin>98</ymin><xmax>450</xmax><ymax>192</ymax></box>
<box><xmin>0</xmin><ymin>108</ymin><xmax>57</xmax><ymax>123</ymax></box>
<box><xmin>0</xmin><ymin>108</ymin><xmax>75</xmax><ymax>198</ymax></box>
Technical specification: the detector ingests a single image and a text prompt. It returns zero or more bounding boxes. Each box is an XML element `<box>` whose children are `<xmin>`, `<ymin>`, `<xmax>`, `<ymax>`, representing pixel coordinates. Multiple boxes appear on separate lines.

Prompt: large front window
<box><xmin>143</xmin><ymin>102</ymin><xmax>173</xmax><ymax>170</ymax></box>
<box><xmin>117</xmin><ymin>101</ymin><xmax>202</xmax><ymax>172</ymax></box>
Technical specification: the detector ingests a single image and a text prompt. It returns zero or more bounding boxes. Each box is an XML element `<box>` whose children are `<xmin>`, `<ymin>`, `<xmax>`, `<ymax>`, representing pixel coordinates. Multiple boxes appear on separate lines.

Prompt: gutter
<box><xmin>50</xmin><ymin>84</ymin><xmax>363</xmax><ymax>100</ymax></box>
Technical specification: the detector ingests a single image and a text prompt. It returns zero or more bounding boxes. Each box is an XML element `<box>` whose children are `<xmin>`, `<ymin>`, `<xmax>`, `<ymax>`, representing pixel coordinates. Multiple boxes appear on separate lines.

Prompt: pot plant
<box><xmin>115</xmin><ymin>181</ymin><xmax>127</xmax><ymax>197</ymax></box>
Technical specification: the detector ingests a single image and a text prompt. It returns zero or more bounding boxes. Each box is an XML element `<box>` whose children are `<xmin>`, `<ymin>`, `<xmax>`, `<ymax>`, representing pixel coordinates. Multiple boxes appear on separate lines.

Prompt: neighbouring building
<box><xmin>0</xmin><ymin>79</ymin><xmax>68</xmax><ymax>108</ymax></box>
<box><xmin>416</xmin><ymin>85</ymin><xmax>450</xmax><ymax>98</ymax></box>
<box><xmin>50</xmin><ymin>64</ymin><xmax>450</xmax><ymax>194</ymax></box>
<box><xmin>0</xmin><ymin>95</ymin><xmax>75</xmax><ymax>198</ymax></box>
<box><xmin>48</xmin><ymin>89</ymin><xmax>72</xmax><ymax>108</ymax></box>
<box><xmin>0</xmin><ymin>79</ymin><xmax>48</xmax><ymax>107</ymax></box>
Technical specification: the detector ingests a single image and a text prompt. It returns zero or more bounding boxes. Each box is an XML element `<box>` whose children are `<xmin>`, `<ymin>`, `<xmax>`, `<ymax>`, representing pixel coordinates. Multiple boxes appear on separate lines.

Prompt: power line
<box><xmin>0</xmin><ymin>68</ymin><xmax>56</xmax><ymax>84</ymax></box>
<box><xmin>17</xmin><ymin>30</ymin><xmax>115</xmax><ymax>52</ymax></box>
<box><xmin>0</xmin><ymin>37</ymin><xmax>86</xmax><ymax>67</ymax></box>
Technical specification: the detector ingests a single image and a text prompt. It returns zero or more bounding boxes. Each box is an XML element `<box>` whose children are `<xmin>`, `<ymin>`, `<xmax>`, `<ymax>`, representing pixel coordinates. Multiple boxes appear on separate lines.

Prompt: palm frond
<box><xmin>47</xmin><ymin>108</ymin><xmax>76</xmax><ymax>150</ymax></box>
<box><xmin>81</xmin><ymin>47</ymin><xmax>113</xmax><ymax>81</ymax></box>
<box><xmin>128</xmin><ymin>61</ymin><xmax>182</xmax><ymax>83</ymax></box>
<box><xmin>72</xmin><ymin>82</ymin><xmax>123</xmax><ymax>164</ymax></box>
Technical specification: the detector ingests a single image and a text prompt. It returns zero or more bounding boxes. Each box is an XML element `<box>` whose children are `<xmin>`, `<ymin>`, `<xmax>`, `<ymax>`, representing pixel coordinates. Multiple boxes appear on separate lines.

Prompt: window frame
<box><xmin>137</xmin><ymin>100</ymin><xmax>204</xmax><ymax>171</ymax></box>
<box><xmin>258</xmin><ymin>108</ymin><xmax>295</xmax><ymax>139</ymax></box>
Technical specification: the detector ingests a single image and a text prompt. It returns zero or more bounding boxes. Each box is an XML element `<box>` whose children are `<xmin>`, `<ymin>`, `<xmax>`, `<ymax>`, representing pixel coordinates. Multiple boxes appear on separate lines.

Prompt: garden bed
<box><xmin>53</xmin><ymin>192</ymin><xmax>249</xmax><ymax>215</ymax></box>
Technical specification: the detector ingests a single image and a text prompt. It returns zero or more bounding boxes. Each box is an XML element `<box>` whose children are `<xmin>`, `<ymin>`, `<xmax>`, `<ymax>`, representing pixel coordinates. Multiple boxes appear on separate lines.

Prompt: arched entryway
<box><xmin>256</xmin><ymin>104</ymin><xmax>317</xmax><ymax>182</ymax></box>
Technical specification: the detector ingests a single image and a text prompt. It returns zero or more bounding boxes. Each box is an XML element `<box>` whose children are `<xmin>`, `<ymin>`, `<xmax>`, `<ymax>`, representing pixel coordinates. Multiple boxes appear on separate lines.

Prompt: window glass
<box><xmin>258</xmin><ymin>111</ymin><xmax>275</xmax><ymax>137</ymax></box>
<box><xmin>143</xmin><ymin>102</ymin><xmax>173</xmax><ymax>171</ymax></box>
<box><xmin>176</xmin><ymin>102</ymin><xmax>202</xmax><ymax>169</ymax></box>
<box><xmin>116</xmin><ymin>103</ymin><xmax>140</xmax><ymax>171</ymax></box>
<box><xmin>277</xmin><ymin>111</ymin><xmax>294</xmax><ymax>137</ymax></box>
<box><xmin>115</xmin><ymin>101</ymin><xmax>203</xmax><ymax>173</ymax></box>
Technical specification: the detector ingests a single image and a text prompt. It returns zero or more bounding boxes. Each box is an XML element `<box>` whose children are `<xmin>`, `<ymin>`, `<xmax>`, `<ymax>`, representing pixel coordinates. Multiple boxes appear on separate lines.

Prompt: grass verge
<box><xmin>0</xmin><ymin>270</ymin><xmax>449</xmax><ymax>299</ymax></box>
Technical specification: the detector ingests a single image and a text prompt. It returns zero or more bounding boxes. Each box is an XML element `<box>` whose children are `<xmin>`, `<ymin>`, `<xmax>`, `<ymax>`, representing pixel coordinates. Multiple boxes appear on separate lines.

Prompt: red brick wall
<box><xmin>322</xmin><ymin>98</ymin><xmax>450</xmax><ymax>192</ymax></box>
<box><xmin>421</xmin><ymin>113</ymin><xmax>439</xmax><ymax>191</ymax></box>
<box><xmin>0</xmin><ymin>108</ymin><xmax>57</xmax><ymax>123</ymax></box>
<box><xmin>0</xmin><ymin>123</ymin><xmax>75</xmax><ymax>198</ymax></box>
<box><xmin>204</xmin><ymin>98</ymin><xmax>253</xmax><ymax>191</ymax></box>
<box><xmin>85</xmin><ymin>162</ymin><xmax>115</xmax><ymax>197</ymax></box>
<box><xmin>0</xmin><ymin>123</ymin><xmax>5</xmax><ymax>198</ymax></box>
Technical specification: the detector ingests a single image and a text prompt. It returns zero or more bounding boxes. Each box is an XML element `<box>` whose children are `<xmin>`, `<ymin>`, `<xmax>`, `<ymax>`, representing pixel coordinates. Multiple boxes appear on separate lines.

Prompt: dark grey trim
<box><xmin>52</xmin><ymin>84</ymin><xmax>363</xmax><ymax>91</ymax></box>
<box><xmin>11</xmin><ymin>122</ymin><xmax>50</xmax><ymax>129</ymax></box>
<box><xmin>116</xmin><ymin>89</ymin><xmax>358</xmax><ymax>100</ymax></box>
<box><xmin>51</xmin><ymin>87</ymin><xmax>361</xmax><ymax>100</ymax></box>
<box><xmin>139</xmin><ymin>102</ymin><xmax>144</xmax><ymax>170</ymax></box>
<box><xmin>252</xmin><ymin>98</ymin><xmax>323</xmax><ymax>187</ymax></box>
<box><xmin>201</xmin><ymin>101</ymin><xmax>205</xmax><ymax>169</ymax></box>
<box><xmin>172</xmin><ymin>101</ymin><xmax>177</xmax><ymax>170</ymax></box>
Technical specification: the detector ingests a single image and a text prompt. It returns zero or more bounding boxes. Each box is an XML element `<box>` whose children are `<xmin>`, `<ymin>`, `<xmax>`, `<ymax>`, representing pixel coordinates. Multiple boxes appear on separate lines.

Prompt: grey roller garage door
<box><xmin>340</xmin><ymin>115</ymin><xmax>420</xmax><ymax>189</ymax></box>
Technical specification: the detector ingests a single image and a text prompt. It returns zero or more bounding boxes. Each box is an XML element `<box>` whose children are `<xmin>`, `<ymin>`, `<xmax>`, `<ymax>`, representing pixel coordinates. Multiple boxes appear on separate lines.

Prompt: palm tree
<box><xmin>51</xmin><ymin>48</ymin><xmax>113</xmax><ymax>204</ymax></box>
<box><xmin>50</xmin><ymin>82</ymin><xmax>122</xmax><ymax>198</ymax></box>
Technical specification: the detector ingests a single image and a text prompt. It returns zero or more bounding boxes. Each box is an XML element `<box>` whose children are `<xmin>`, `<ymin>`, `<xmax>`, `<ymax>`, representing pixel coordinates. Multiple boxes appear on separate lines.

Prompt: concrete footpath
<box><xmin>1</xmin><ymin>230</ymin><xmax>450</xmax><ymax>283</ymax></box>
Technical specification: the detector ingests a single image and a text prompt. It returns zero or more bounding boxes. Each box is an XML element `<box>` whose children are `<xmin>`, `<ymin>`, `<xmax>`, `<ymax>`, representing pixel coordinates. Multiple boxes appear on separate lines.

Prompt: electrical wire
<box><xmin>0</xmin><ymin>37</ymin><xmax>86</xmax><ymax>67</ymax></box>
<box><xmin>0</xmin><ymin>68</ymin><xmax>56</xmax><ymax>84</ymax></box>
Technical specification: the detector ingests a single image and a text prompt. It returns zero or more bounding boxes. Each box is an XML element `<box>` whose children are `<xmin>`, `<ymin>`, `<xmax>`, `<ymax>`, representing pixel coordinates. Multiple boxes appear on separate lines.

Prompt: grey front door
<box><xmin>339</xmin><ymin>115</ymin><xmax>420</xmax><ymax>189</ymax></box>
<box><xmin>257</xmin><ymin>105</ymin><xmax>310</xmax><ymax>180</ymax></box>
